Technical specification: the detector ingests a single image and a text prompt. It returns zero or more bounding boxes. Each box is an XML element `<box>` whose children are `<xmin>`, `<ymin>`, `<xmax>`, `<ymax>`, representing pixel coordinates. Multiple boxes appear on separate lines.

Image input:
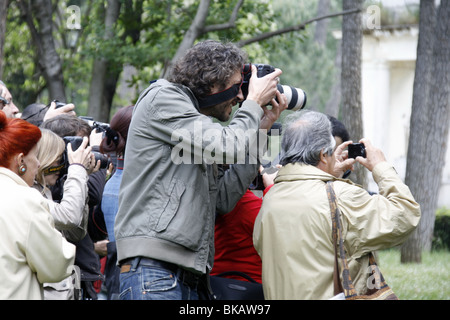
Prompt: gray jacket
<box><xmin>115</xmin><ymin>79</ymin><xmax>264</xmax><ymax>274</ymax></box>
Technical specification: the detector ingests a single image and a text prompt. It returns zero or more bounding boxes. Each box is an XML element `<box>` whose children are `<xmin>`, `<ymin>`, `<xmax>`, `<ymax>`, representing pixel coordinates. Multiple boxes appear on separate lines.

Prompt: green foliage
<box><xmin>2</xmin><ymin>0</ymin><xmax>382</xmax><ymax>120</ymax></box>
<box><xmin>266</xmin><ymin>0</ymin><xmax>343</xmax><ymax>116</ymax></box>
<box><xmin>432</xmin><ymin>207</ymin><xmax>450</xmax><ymax>251</ymax></box>
<box><xmin>3</xmin><ymin>2</ymin><xmax>45</xmax><ymax>108</ymax></box>
<box><xmin>2</xmin><ymin>0</ymin><xmax>317</xmax><ymax>116</ymax></box>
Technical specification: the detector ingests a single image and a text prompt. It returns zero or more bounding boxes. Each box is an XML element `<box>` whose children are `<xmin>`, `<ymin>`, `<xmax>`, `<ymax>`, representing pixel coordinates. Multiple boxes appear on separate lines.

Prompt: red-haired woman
<box><xmin>0</xmin><ymin>111</ymin><xmax>76</xmax><ymax>299</ymax></box>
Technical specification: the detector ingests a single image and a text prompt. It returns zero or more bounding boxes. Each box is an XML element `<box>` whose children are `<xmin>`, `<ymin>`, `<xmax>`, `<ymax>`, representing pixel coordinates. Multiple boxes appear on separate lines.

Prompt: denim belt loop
<box><xmin>130</xmin><ymin>256</ymin><xmax>141</xmax><ymax>272</ymax></box>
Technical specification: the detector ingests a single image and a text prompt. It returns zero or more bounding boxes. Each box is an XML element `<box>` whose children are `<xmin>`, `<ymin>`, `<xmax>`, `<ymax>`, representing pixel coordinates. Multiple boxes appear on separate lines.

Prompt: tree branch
<box><xmin>235</xmin><ymin>7</ymin><xmax>361</xmax><ymax>48</ymax></box>
<box><xmin>202</xmin><ymin>0</ymin><xmax>244</xmax><ymax>33</ymax></box>
<box><xmin>161</xmin><ymin>0</ymin><xmax>211</xmax><ymax>78</ymax></box>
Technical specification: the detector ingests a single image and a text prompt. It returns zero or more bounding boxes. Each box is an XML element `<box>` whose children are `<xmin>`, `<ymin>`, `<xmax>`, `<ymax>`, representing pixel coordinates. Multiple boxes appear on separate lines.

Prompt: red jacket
<box><xmin>212</xmin><ymin>189</ymin><xmax>264</xmax><ymax>283</ymax></box>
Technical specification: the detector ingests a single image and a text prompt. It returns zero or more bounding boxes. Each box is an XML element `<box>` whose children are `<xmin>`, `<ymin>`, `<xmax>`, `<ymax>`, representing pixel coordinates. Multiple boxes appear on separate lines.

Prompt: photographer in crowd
<box><xmin>1</xmin><ymin>80</ymin><xmax>74</xmax><ymax>120</ymax></box>
<box><xmin>41</xmin><ymin>114</ymin><xmax>107</xmax><ymax>299</ymax></box>
<box><xmin>99</xmin><ymin>105</ymin><xmax>134</xmax><ymax>300</ymax></box>
<box><xmin>115</xmin><ymin>39</ymin><xmax>288</xmax><ymax>300</ymax></box>
<box><xmin>34</xmin><ymin>129</ymin><xmax>93</xmax><ymax>243</ymax></box>
<box><xmin>253</xmin><ymin>110</ymin><xmax>421</xmax><ymax>299</ymax></box>
<box><xmin>21</xmin><ymin>101</ymin><xmax>76</xmax><ymax>127</ymax></box>
<box><xmin>33</xmin><ymin>128</ymin><xmax>95</xmax><ymax>299</ymax></box>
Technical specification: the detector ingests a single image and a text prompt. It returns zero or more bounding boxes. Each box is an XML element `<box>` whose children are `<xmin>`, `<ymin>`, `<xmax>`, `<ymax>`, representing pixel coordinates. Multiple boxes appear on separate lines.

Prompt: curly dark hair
<box><xmin>168</xmin><ymin>40</ymin><xmax>247</xmax><ymax>99</ymax></box>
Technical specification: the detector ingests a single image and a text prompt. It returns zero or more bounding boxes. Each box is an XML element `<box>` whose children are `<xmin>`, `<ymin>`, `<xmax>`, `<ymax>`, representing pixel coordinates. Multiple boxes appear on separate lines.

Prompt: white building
<box><xmin>362</xmin><ymin>25</ymin><xmax>450</xmax><ymax>207</ymax></box>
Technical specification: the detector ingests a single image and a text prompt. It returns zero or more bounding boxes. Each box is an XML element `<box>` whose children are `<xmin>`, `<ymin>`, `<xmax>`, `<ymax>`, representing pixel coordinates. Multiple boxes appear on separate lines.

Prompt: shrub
<box><xmin>432</xmin><ymin>207</ymin><xmax>450</xmax><ymax>251</ymax></box>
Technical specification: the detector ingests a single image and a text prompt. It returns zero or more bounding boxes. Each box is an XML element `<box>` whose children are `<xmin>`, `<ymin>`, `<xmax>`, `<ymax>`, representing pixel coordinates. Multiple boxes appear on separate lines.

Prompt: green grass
<box><xmin>377</xmin><ymin>249</ymin><xmax>450</xmax><ymax>300</ymax></box>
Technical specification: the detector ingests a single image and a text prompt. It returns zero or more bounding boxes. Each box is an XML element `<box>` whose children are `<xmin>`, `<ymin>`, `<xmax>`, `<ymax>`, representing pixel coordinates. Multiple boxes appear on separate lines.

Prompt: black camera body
<box><xmin>53</xmin><ymin>100</ymin><xmax>67</xmax><ymax>109</ymax></box>
<box><xmin>348</xmin><ymin>143</ymin><xmax>366</xmax><ymax>159</ymax></box>
<box><xmin>78</xmin><ymin>116</ymin><xmax>110</xmax><ymax>133</ymax></box>
<box><xmin>63</xmin><ymin>136</ymin><xmax>110</xmax><ymax>169</ymax></box>
<box><xmin>46</xmin><ymin>100</ymin><xmax>67</xmax><ymax>109</ymax></box>
<box><xmin>241</xmin><ymin>63</ymin><xmax>307</xmax><ymax>111</ymax></box>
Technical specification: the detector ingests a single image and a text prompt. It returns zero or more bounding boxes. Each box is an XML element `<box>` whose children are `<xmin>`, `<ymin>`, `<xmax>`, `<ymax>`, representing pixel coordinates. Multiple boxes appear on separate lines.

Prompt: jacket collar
<box><xmin>156</xmin><ymin>79</ymin><xmax>201</xmax><ymax>111</ymax></box>
<box><xmin>275</xmin><ymin>163</ymin><xmax>359</xmax><ymax>187</ymax></box>
<box><xmin>274</xmin><ymin>163</ymin><xmax>336</xmax><ymax>183</ymax></box>
<box><xmin>0</xmin><ymin>166</ymin><xmax>29</xmax><ymax>187</ymax></box>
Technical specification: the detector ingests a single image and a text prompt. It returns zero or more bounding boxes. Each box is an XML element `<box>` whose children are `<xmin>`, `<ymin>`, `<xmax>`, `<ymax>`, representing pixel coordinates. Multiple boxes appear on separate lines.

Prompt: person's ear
<box><xmin>15</xmin><ymin>153</ymin><xmax>25</xmax><ymax>167</ymax></box>
<box><xmin>320</xmin><ymin>149</ymin><xmax>328</xmax><ymax>165</ymax></box>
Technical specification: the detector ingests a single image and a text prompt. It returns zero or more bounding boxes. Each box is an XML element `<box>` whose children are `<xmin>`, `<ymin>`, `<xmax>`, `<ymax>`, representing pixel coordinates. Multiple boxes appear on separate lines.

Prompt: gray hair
<box><xmin>279</xmin><ymin>110</ymin><xmax>336</xmax><ymax>166</ymax></box>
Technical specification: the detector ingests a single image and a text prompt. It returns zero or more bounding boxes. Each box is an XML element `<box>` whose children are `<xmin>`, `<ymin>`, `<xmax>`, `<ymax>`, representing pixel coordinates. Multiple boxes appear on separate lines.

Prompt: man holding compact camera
<box><xmin>253</xmin><ymin>110</ymin><xmax>421</xmax><ymax>299</ymax></box>
<box><xmin>114</xmin><ymin>40</ymin><xmax>288</xmax><ymax>300</ymax></box>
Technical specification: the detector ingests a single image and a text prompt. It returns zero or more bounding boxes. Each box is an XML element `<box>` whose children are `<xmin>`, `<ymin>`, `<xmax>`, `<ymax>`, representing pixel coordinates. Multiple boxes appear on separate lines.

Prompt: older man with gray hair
<box><xmin>0</xmin><ymin>80</ymin><xmax>75</xmax><ymax>121</ymax></box>
<box><xmin>0</xmin><ymin>80</ymin><xmax>19</xmax><ymax>118</ymax></box>
<box><xmin>253</xmin><ymin>110</ymin><xmax>420</xmax><ymax>300</ymax></box>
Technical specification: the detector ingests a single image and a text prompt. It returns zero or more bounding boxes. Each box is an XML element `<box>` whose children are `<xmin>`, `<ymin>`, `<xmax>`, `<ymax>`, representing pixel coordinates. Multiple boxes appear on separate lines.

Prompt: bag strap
<box><xmin>328</xmin><ymin>181</ymin><xmax>343</xmax><ymax>295</ymax></box>
<box><xmin>326</xmin><ymin>181</ymin><xmax>358</xmax><ymax>298</ymax></box>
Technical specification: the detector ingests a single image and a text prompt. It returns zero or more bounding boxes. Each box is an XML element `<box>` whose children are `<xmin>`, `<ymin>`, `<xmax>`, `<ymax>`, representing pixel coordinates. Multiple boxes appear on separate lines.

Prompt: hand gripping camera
<box><xmin>63</xmin><ymin>136</ymin><xmax>110</xmax><ymax>170</ymax></box>
<box><xmin>241</xmin><ymin>63</ymin><xmax>307</xmax><ymax>111</ymax></box>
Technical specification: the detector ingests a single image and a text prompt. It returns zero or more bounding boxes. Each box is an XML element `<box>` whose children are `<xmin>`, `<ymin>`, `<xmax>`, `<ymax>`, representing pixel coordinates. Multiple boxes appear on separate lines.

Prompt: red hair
<box><xmin>0</xmin><ymin>111</ymin><xmax>42</xmax><ymax>168</ymax></box>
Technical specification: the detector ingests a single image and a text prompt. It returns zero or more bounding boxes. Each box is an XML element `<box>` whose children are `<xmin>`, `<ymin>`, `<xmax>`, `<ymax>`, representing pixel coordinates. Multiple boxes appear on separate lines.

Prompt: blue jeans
<box><xmin>119</xmin><ymin>258</ymin><xmax>199</xmax><ymax>300</ymax></box>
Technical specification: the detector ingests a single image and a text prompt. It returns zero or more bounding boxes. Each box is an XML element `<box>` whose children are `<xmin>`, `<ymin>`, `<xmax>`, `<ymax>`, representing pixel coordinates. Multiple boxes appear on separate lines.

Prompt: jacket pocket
<box><xmin>154</xmin><ymin>179</ymin><xmax>186</xmax><ymax>232</ymax></box>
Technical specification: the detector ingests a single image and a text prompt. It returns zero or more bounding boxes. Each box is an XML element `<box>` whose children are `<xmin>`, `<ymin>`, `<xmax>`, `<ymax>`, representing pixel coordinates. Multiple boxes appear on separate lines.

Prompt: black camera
<box><xmin>78</xmin><ymin>116</ymin><xmax>110</xmax><ymax>133</ymax></box>
<box><xmin>241</xmin><ymin>64</ymin><xmax>307</xmax><ymax>111</ymax></box>
<box><xmin>47</xmin><ymin>100</ymin><xmax>67</xmax><ymax>109</ymax></box>
<box><xmin>348</xmin><ymin>143</ymin><xmax>366</xmax><ymax>159</ymax></box>
<box><xmin>63</xmin><ymin>136</ymin><xmax>110</xmax><ymax>169</ymax></box>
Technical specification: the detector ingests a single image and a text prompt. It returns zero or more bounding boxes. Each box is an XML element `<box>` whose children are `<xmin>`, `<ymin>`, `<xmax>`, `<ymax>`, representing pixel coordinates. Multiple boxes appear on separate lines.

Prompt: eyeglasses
<box><xmin>0</xmin><ymin>96</ymin><xmax>10</xmax><ymax>110</ymax></box>
<box><xmin>43</xmin><ymin>163</ymin><xmax>65</xmax><ymax>176</ymax></box>
<box><xmin>43</xmin><ymin>153</ymin><xmax>67</xmax><ymax>176</ymax></box>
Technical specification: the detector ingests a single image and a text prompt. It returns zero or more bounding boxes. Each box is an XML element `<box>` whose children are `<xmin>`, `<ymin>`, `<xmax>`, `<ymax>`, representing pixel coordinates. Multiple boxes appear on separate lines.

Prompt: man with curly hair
<box><xmin>115</xmin><ymin>40</ymin><xmax>287</xmax><ymax>300</ymax></box>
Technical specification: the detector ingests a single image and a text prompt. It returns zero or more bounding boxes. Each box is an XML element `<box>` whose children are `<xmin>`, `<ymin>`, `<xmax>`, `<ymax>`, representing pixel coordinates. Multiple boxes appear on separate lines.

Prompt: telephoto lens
<box><xmin>277</xmin><ymin>84</ymin><xmax>307</xmax><ymax>111</ymax></box>
<box><xmin>241</xmin><ymin>63</ymin><xmax>307</xmax><ymax>111</ymax></box>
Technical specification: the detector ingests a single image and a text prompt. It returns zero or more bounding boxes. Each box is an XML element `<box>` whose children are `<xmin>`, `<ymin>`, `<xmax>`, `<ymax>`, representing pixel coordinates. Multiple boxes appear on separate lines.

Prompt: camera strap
<box><xmin>197</xmin><ymin>82</ymin><xmax>242</xmax><ymax>108</ymax></box>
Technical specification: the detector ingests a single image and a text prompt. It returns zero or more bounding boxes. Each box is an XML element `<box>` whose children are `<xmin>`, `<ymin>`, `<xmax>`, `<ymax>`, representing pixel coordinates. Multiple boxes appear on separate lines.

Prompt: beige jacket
<box><xmin>253</xmin><ymin>162</ymin><xmax>420</xmax><ymax>300</ymax></box>
<box><xmin>0</xmin><ymin>167</ymin><xmax>76</xmax><ymax>300</ymax></box>
<box><xmin>33</xmin><ymin>164</ymin><xmax>89</xmax><ymax>242</ymax></box>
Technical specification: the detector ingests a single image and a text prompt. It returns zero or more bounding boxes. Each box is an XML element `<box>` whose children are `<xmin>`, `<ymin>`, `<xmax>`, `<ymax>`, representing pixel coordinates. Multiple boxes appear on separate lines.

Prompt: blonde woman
<box><xmin>34</xmin><ymin>128</ymin><xmax>95</xmax><ymax>239</ymax></box>
<box><xmin>34</xmin><ymin>128</ymin><xmax>94</xmax><ymax>299</ymax></box>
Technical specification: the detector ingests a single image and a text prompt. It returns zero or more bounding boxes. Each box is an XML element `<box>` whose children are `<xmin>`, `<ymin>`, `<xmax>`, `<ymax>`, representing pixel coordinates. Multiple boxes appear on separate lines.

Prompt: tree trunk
<box><xmin>0</xmin><ymin>0</ymin><xmax>9</xmax><ymax>79</ymax></box>
<box><xmin>424</xmin><ymin>0</ymin><xmax>450</xmax><ymax>248</ymax></box>
<box><xmin>401</xmin><ymin>0</ymin><xmax>436</xmax><ymax>264</ymax></box>
<box><xmin>324</xmin><ymin>39</ymin><xmax>341</xmax><ymax>118</ymax></box>
<box><xmin>307</xmin><ymin>0</ymin><xmax>331</xmax><ymax>111</ymax></box>
<box><xmin>402</xmin><ymin>0</ymin><xmax>450</xmax><ymax>262</ymax></box>
<box><xmin>340</xmin><ymin>0</ymin><xmax>366</xmax><ymax>188</ymax></box>
<box><xmin>19</xmin><ymin>0</ymin><xmax>66</xmax><ymax>101</ymax></box>
<box><xmin>87</xmin><ymin>0</ymin><xmax>121</xmax><ymax>122</ymax></box>
<box><xmin>314</xmin><ymin>0</ymin><xmax>330</xmax><ymax>47</ymax></box>
<box><xmin>161</xmin><ymin>0</ymin><xmax>211</xmax><ymax>78</ymax></box>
